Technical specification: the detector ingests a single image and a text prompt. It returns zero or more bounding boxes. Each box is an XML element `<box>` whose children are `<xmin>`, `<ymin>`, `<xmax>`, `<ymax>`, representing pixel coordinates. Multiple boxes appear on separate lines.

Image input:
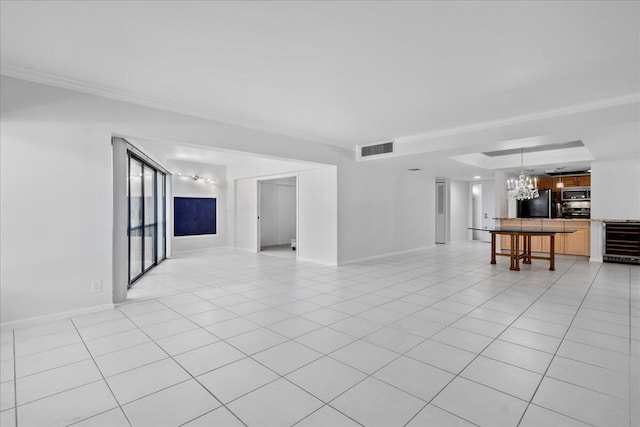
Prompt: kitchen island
<box><xmin>496</xmin><ymin>218</ymin><xmax>591</xmax><ymax>257</ymax></box>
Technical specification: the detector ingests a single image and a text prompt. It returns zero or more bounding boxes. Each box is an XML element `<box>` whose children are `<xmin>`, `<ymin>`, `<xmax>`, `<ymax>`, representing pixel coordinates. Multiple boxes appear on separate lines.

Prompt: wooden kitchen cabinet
<box><xmin>537</xmin><ymin>178</ymin><xmax>553</xmax><ymax>190</ymax></box>
<box><xmin>576</xmin><ymin>175</ymin><xmax>591</xmax><ymax>186</ymax></box>
<box><xmin>564</xmin><ymin>221</ymin><xmax>590</xmax><ymax>256</ymax></box>
<box><xmin>516</xmin><ymin>175</ymin><xmax>590</xmax><ymax>190</ymax></box>
<box><xmin>541</xmin><ymin>219</ymin><xmax>566</xmax><ymax>254</ymax></box>
<box><xmin>560</xmin><ymin>176</ymin><xmax>579</xmax><ymax>187</ymax></box>
<box><xmin>499</xmin><ymin>219</ymin><xmax>588</xmax><ymax>256</ymax></box>
<box><xmin>556</xmin><ymin>175</ymin><xmax>590</xmax><ymax>187</ymax></box>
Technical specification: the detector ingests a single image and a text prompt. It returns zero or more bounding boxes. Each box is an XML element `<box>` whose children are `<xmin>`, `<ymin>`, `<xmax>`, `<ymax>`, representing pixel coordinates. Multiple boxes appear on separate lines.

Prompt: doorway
<box><xmin>471</xmin><ymin>182</ymin><xmax>495</xmax><ymax>243</ymax></box>
<box><xmin>436</xmin><ymin>181</ymin><xmax>446</xmax><ymax>243</ymax></box>
<box><xmin>258</xmin><ymin>177</ymin><xmax>297</xmax><ymax>259</ymax></box>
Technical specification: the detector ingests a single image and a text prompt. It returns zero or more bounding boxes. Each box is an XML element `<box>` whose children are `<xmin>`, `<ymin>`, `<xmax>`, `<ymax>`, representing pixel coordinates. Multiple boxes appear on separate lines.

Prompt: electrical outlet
<box><xmin>91</xmin><ymin>280</ymin><xmax>102</xmax><ymax>293</ymax></box>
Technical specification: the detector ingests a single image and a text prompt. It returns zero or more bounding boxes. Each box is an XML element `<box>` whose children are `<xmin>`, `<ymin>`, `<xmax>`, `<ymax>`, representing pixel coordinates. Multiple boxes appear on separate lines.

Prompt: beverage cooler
<box><xmin>604</xmin><ymin>221</ymin><xmax>640</xmax><ymax>265</ymax></box>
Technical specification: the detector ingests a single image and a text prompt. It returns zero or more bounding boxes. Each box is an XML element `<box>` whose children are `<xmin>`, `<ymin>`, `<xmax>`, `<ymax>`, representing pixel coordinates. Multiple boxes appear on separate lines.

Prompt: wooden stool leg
<box><xmin>524</xmin><ymin>235</ymin><xmax>532</xmax><ymax>264</ymax></box>
<box><xmin>491</xmin><ymin>233</ymin><xmax>496</xmax><ymax>264</ymax></box>
<box><xmin>514</xmin><ymin>234</ymin><xmax>520</xmax><ymax>271</ymax></box>
<box><xmin>509</xmin><ymin>235</ymin><xmax>516</xmax><ymax>270</ymax></box>
<box><xmin>550</xmin><ymin>234</ymin><xmax>555</xmax><ymax>271</ymax></box>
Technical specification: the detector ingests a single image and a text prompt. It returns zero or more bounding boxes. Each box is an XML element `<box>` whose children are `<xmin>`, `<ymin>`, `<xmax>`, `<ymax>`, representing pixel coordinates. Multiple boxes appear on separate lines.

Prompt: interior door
<box><xmin>259</xmin><ymin>182</ymin><xmax>277</xmax><ymax>248</ymax></box>
<box><xmin>436</xmin><ymin>182</ymin><xmax>446</xmax><ymax>243</ymax></box>
<box><xmin>481</xmin><ymin>182</ymin><xmax>495</xmax><ymax>242</ymax></box>
<box><xmin>472</xmin><ymin>183</ymin><xmax>483</xmax><ymax>240</ymax></box>
<box><xmin>276</xmin><ymin>184</ymin><xmax>296</xmax><ymax>245</ymax></box>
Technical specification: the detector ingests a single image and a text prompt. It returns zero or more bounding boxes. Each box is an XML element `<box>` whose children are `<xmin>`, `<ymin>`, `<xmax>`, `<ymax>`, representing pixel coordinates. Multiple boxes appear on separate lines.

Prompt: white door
<box><xmin>481</xmin><ymin>182</ymin><xmax>495</xmax><ymax>242</ymax></box>
<box><xmin>259</xmin><ymin>182</ymin><xmax>277</xmax><ymax>248</ymax></box>
<box><xmin>276</xmin><ymin>184</ymin><xmax>296</xmax><ymax>244</ymax></box>
<box><xmin>436</xmin><ymin>182</ymin><xmax>446</xmax><ymax>243</ymax></box>
<box><xmin>472</xmin><ymin>183</ymin><xmax>483</xmax><ymax>240</ymax></box>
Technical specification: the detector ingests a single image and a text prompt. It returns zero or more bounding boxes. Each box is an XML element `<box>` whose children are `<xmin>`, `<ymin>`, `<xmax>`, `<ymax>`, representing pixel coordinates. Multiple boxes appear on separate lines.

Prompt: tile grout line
<box><xmin>298</xmin><ymin>256</ymin><xmax>584</xmax><ymax>419</ymax></box>
<box><xmin>12</xmin><ymin>378</ymin><xmax>105</xmax><ymax>410</ymax></box>
<box><xmin>14</xmin><ymin>355</ymin><xmax>93</xmax><ymax>383</ymax></box>
<box><xmin>515</xmin><ymin>261</ymin><xmax>603</xmax><ymax>427</ymax></box>
<box><xmin>135</xmin><ymin>283</ymin><xmax>378</xmax><ymax>426</ymax></box>
<box><xmin>116</xmin><ymin>308</ymin><xmax>249</xmax><ymax>427</ymax></box>
<box><xmin>290</xmin><ymin>404</ymin><xmax>365</xmax><ymax>427</ymax></box>
<box><xmin>105</xmin><ymin>257</ymin><xmax>609</xmax><ymax>426</ymax></box>
<box><xmin>68</xmin><ymin>319</ymin><xmax>133</xmax><ymax>427</ymax></box>
<box><xmin>304</xmin><ymin>261</ymin><xmax>543</xmax><ymax>425</ymax></box>
<box><xmin>5</xmin><ymin>248</ymin><xmax>623</xmax><ymax>427</ymax></box>
<box><xmin>402</xmin><ymin>259</ymin><xmax>584</xmax><ymax>427</ymax></box>
<box><xmin>176</xmin><ymin>296</ymin><xmax>364</xmax><ymax>426</ymax></box>
<box><xmin>174</xmin><ymin>307</ymin><xmax>367</xmax><ymax>427</ymax></box>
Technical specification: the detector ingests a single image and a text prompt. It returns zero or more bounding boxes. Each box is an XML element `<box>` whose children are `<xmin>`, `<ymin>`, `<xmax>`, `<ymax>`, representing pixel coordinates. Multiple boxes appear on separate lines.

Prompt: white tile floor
<box><xmin>1</xmin><ymin>242</ymin><xmax>638</xmax><ymax>427</ymax></box>
<box><xmin>260</xmin><ymin>244</ymin><xmax>297</xmax><ymax>260</ymax></box>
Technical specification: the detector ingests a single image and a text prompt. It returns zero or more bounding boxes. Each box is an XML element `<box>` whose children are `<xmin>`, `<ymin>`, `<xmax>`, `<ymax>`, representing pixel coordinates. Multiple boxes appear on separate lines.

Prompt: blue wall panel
<box><xmin>174</xmin><ymin>197</ymin><xmax>217</xmax><ymax>236</ymax></box>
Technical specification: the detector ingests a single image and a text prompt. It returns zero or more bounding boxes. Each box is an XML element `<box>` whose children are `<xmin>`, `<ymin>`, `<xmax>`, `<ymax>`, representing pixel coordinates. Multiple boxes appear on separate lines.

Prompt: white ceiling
<box><xmin>1</xmin><ymin>1</ymin><xmax>638</xmax><ymax>179</ymax></box>
<box><xmin>129</xmin><ymin>137</ymin><xmax>326</xmax><ymax>179</ymax></box>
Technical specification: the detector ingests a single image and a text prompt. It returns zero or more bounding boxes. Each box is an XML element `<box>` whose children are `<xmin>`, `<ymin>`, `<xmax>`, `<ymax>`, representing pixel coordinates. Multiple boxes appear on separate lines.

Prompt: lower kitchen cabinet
<box><xmin>499</xmin><ymin>219</ymin><xmax>590</xmax><ymax>256</ymax></box>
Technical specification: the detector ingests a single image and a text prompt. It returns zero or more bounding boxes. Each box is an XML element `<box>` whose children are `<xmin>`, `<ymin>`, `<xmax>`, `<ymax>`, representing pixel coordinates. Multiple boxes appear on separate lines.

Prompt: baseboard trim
<box><xmin>339</xmin><ymin>245</ymin><xmax>436</xmax><ymax>265</ymax></box>
<box><xmin>1</xmin><ymin>303</ymin><xmax>116</xmax><ymax>330</ymax></box>
<box><xmin>296</xmin><ymin>256</ymin><xmax>338</xmax><ymax>267</ymax></box>
<box><xmin>233</xmin><ymin>247</ymin><xmax>258</xmax><ymax>254</ymax></box>
<box><xmin>171</xmin><ymin>245</ymin><xmax>233</xmax><ymax>254</ymax></box>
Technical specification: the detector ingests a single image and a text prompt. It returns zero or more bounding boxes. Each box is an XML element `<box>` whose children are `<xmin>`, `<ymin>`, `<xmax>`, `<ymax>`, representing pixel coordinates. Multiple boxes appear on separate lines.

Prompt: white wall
<box><xmin>234</xmin><ymin>179</ymin><xmax>258</xmax><ymax>253</ymax></box>
<box><xmin>1</xmin><ymin>76</ymin><xmax>438</xmax><ymax>323</ymax></box>
<box><xmin>471</xmin><ymin>184</ymin><xmax>483</xmax><ymax>240</ymax></box>
<box><xmin>168</xmin><ymin>160</ymin><xmax>227</xmax><ymax>252</ymax></box>
<box><xmin>0</xmin><ymin>76</ymin><xmax>341</xmax><ymax>324</ymax></box>
<box><xmin>449</xmin><ymin>180</ymin><xmax>471</xmax><ymax>242</ymax></box>
<box><xmin>298</xmin><ymin>167</ymin><xmax>338</xmax><ymax>264</ymax></box>
<box><xmin>259</xmin><ymin>181</ymin><xmax>296</xmax><ymax>247</ymax></box>
<box><xmin>236</xmin><ymin>168</ymin><xmax>338</xmax><ymax>265</ymax></box>
<box><xmin>259</xmin><ymin>182</ymin><xmax>278</xmax><ymax>247</ymax></box>
<box><xmin>591</xmin><ymin>159</ymin><xmax>640</xmax><ymax>220</ymax></box>
<box><xmin>338</xmin><ymin>165</ymin><xmax>435</xmax><ymax>263</ymax></box>
<box><xmin>494</xmin><ymin>171</ymin><xmax>509</xmax><ymax>218</ymax></box>
<box><xmin>0</xmin><ymin>117</ymin><xmax>113</xmax><ymax>323</ymax></box>
<box><xmin>590</xmin><ymin>158</ymin><xmax>640</xmax><ymax>261</ymax></box>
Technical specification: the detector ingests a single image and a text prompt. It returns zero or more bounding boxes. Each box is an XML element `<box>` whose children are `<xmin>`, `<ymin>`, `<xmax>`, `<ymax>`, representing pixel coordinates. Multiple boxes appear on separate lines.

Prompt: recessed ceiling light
<box><xmin>474</xmin><ymin>176</ymin><xmax>481</xmax><ymax>179</ymax></box>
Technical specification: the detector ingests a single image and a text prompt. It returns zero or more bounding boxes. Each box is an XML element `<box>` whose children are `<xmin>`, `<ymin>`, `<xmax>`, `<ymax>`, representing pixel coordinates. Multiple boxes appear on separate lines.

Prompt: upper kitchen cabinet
<box><xmin>576</xmin><ymin>175</ymin><xmax>591</xmax><ymax>186</ymax></box>
<box><xmin>537</xmin><ymin>178</ymin><xmax>554</xmax><ymax>190</ymax></box>
<box><xmin>536</xmin><ymin>174</ymin><xmax>591</xmax><ymax>190</ymax></box>
<box><xmin>555</xmin><ymin>175</ymin><xmax>590</xmax><ymax>187</ymax></box>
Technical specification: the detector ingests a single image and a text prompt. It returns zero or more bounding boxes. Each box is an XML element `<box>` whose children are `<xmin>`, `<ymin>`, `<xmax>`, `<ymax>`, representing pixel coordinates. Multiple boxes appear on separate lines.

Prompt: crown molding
<box><xmin>0</xmin><ymin>63</ymin><xmax>340</xmax><ymax>147</ymax></box>
<box><xmin>395</xmin><ymin>93</ymin><xmax>640</xmax><ymax>144</ymax></box>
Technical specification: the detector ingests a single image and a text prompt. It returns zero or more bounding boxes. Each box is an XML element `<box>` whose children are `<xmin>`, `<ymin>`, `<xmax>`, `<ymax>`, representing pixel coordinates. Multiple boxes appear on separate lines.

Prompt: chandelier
<box><xmin>507</xmin><ymin>149</ymin><xmax>539</xmax><ymax>200</ymax></box>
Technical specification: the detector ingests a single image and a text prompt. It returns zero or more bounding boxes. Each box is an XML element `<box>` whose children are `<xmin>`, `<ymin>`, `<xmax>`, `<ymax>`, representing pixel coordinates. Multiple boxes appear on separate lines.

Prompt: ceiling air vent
<box><xmin>361</xmin><ymin>141</ymin><xmax>394</xmax><ymax>157</ymax></box>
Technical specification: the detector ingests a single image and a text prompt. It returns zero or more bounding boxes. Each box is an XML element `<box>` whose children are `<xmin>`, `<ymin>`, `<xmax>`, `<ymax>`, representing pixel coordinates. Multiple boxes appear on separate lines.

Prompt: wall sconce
<box><xmin>177</xmin><ymin>173</ymin><xmax>217</xmax><ymax>183</ymax></box>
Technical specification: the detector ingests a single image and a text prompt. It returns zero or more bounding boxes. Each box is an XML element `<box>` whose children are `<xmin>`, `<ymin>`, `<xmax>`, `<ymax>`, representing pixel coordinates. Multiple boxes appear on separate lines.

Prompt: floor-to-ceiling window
<box><xmin>157</xmin><ymin>169</ymin><xmax>166</xmax><ymax>261</ymax></box>
<box><xmin>128</xmin><ymin>152</ymin><xmax>166</xmax><ymax>287</ymax></box>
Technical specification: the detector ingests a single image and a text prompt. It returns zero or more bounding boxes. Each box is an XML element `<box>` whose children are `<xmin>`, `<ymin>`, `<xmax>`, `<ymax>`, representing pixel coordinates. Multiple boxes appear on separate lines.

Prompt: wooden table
<box><xmin>470</xmin><ymin>227</ymin><xmax>576</xmax><ymax>271</ymax></box>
